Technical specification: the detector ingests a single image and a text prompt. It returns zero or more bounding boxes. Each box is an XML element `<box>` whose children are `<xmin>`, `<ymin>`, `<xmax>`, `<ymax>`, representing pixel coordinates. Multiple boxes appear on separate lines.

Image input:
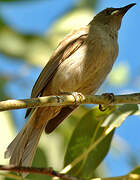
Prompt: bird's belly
<box><xmin>51</xmin><ymin>54</ymin><xmax>84</xmax><ymax>93</ymax></box>
<box><xmin>50</xmin><ymin>41</ymin><xmax>118</xmax><ymax>95</ymax></box>
<box><xmin>51</xmin><ymin>59</ymin><xmax>112</xmax><ymax>95</ymax></box>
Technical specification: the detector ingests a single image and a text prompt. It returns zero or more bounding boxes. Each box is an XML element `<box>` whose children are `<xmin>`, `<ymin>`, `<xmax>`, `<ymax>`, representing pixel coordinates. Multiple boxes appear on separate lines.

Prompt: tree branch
<box><xmin>0</xmin><ymin>165</ymin><xmax>139</xmax><ymax>180</ymax></box>
<box><xmin>0</xmin><ymin>165</ymin><xmax>81</xmax><ymax>180</ymax></box>
<box><xmin>93</xmin><ymin>174</ymin><xmax>140</xmax><ymax>180</ymax></box>
<box><xmin>0</xmin><ymin>93</ymin><xmax>140</xmax><ymax>112</ymax></box>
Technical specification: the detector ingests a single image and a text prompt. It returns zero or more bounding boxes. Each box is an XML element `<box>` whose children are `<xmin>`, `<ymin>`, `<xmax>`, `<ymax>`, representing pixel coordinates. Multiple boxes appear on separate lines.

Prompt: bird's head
<box><xmin>92</xmin><ymin>3</ymin><xmax>136</xmax><ymax>30</ymax></box>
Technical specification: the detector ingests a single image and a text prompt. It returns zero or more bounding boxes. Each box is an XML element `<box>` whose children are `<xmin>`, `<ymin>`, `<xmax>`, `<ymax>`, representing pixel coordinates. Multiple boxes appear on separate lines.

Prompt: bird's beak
<box><xmin>117</xmin><ymin>3</ymin><xmax>136</xmax><ymax>16</ymax></box>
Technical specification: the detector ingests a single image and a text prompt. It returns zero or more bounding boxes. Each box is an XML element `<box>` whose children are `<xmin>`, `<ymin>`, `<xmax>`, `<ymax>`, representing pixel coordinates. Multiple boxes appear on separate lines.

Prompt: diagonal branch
<box><xmin>0</xmin><ymin>165</ymin><xmax>139</xmax><ymax>180</ymax></box>
<box><xmin>0</xmin><ymin>93</ymin><xmax>140</xmax><ymax>112</ymax></box>
<box><xmin>93</xmin><ymin>174</ymin><xmax>140</xmax><ymax>180</ymax></box>
<box><xmin>0</xmin><ymin>165</ymin><xmax>81</xmax><ymax>180</ymax></box>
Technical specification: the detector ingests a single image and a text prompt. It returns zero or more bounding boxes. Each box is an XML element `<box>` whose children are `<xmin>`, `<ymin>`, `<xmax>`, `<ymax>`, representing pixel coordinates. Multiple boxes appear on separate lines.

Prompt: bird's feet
<box><xmin>58</xmin><ymin>91</ymin><xmax>85</xmax><ymax>105</ymax></box>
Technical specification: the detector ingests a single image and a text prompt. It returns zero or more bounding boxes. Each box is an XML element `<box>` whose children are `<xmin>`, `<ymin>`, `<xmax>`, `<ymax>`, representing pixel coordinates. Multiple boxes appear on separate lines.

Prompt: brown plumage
<box><xmin>5</xmin><ymin>3</ymin><xmax>135</xmax><ymax>174</ymax></box>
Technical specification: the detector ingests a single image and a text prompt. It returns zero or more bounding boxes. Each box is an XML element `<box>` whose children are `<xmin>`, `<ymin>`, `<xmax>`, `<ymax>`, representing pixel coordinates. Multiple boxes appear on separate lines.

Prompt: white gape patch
<box><xmin>111</xmin><ymin>10</ymin><xmax>120</xmax><ymax>15</ymax></box>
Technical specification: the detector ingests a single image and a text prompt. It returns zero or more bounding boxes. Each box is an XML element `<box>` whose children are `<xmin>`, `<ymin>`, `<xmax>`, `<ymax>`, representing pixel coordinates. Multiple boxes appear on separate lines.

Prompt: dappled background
<box><xmin>0</xmin><ymin>0</ymin><xmax>140</xmax><ymax>179</ymax></box>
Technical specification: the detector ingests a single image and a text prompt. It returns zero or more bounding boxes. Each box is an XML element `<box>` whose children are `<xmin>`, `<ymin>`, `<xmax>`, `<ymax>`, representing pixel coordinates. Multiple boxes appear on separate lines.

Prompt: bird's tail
<box><xmin>4</xmin><ymin>109</ymin><xmax>45</xmax><ymax>167</ymax></box>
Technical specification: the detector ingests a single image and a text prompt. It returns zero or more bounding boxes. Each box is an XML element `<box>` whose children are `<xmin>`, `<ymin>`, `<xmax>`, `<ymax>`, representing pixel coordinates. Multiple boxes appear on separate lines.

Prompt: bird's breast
<box><xmin>50</xmin><ymin>32</ymin><xmax>118</xmax><ymax>95</ymax></box>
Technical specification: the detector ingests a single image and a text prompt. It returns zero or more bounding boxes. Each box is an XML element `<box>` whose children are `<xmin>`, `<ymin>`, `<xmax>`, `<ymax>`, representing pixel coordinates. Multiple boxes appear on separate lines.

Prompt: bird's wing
<box><xmin>25</xmin><ymin>26</ymin><xmax>89</xmax><ymax>118</ymax></box>
<box><xmin>45</xmin><ymin>105</ymin><xmax>78</xmax><ymax>134</ymax></box>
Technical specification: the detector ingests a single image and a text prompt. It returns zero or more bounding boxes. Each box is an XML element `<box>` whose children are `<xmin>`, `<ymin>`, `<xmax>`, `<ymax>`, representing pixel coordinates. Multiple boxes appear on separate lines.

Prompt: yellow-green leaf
<box><xmin>63</xmin><ymin>106</ymin><xmax>115</xmax><ymax>178</ymax></box>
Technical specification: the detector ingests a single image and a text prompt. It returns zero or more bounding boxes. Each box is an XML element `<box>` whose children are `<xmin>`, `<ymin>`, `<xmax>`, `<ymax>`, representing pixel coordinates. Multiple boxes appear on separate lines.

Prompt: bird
<box><xmin>5</xmin><ymin>3</ymin><xmax>135</xmax><ymax>171</ymax></box>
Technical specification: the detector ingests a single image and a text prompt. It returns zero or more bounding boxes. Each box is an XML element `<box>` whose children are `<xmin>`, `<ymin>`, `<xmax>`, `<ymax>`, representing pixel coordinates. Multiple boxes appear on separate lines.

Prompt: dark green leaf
<box><xmin>64</xmin><ymin>106</ymin><xmax>115</xmax><ymax>179</ymax></box>
<box><xmin>27</xmin><ymin>147</ymin><xmax>50</xmax><ymax>180</ymax></box>
<box><xmin>130</xmin><ymin>166</ymin><xmax>140</xmax><ymax>174</ymax></box>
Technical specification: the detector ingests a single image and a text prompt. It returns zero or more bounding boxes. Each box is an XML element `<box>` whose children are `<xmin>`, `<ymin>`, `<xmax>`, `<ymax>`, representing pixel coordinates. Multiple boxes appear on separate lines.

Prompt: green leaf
<box><xmin>27</xmin><ymin>147</ymin><xmax>50</xmax><ymax>180</ymax></box>
<box><xmin>102</xmin><ymin>104</ymin><xmax>138</xmax><ymax>134</ymax></box>
<box><xmin>64</xmin><ymin>106</ymin><xmax>115</xmax><ymax>179</ymax></box>
<box><xmin>130</xmin><ymin>166</ymin><xmax>140</xmax><ymax>174</ymax></box>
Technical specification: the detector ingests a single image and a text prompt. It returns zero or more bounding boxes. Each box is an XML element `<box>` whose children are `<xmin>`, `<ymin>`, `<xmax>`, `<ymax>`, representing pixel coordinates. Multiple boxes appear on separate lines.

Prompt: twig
<box><xmin>0</xmin><ymin>93</ymin><xmax>140</xmax><ymax>112</ymax></box>
<box><xmin>92</xmin><ymin>173</ymin><xmax>140</xmax><ymax>180</ymax></box>
<box><xmin>0</xmin><ymin>165</ymin><xmax>139</xmax><ymax>180</ymax></box>
<box><xmin>0</xmin><ymin>165</ymin><xmax>82</xmax><ymax>180</ymax></box>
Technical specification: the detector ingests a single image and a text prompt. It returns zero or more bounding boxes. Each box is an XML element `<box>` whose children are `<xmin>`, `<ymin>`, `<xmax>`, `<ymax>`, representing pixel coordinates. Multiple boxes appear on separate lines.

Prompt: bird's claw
<box><xmin>71</xmin><ymin>92</ymin><xmax>85</xmax><ymax>104</ymax></box>
<box><xmin>58</xmin><ymin>91</ymin><xmax>85</xmax><ymax>104</ymax></box>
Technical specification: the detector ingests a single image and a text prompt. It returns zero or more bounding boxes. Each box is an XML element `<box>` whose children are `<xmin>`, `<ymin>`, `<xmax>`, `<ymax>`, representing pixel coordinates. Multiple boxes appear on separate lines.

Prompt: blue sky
<box><xmin>0</xmin><ymin>0</ymin><xmax>140</xmax><ymax>177</ymax></box>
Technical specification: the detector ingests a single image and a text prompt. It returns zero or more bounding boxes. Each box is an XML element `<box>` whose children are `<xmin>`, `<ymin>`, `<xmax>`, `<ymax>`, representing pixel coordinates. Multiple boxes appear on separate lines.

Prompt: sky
<box><xmin>0</xmin><ymin>0</ymin><xmax>140</xmax><ymax>178</ymax></box>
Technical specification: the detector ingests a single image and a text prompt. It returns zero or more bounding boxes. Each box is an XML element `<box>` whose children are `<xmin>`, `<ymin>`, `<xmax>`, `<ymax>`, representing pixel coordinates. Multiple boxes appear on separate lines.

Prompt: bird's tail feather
<box><xmin>4</xmin><ymin>109</ymin><xmax>44</xmax><ymax>168</ymax></box>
